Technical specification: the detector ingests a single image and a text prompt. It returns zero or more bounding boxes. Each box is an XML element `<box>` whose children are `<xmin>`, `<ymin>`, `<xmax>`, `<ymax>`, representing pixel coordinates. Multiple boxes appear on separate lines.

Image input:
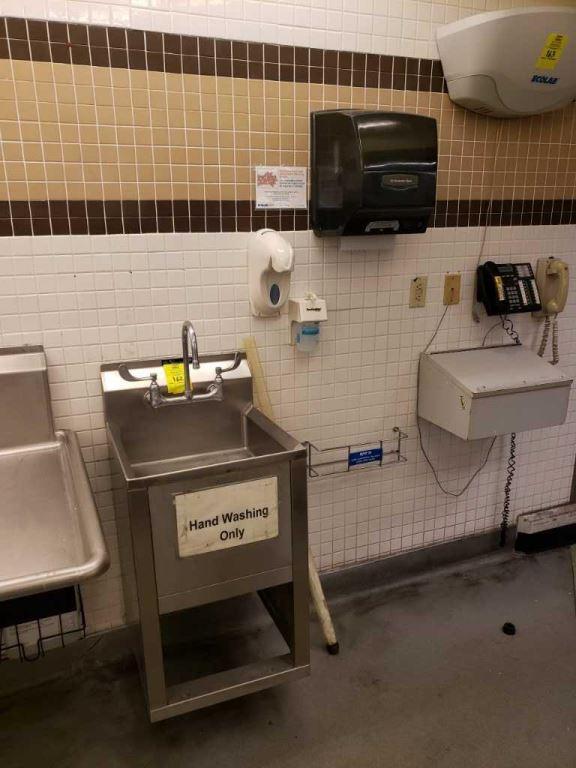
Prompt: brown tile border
<box><xmin>0</xmin><ymin>16</ymin><xmax>447</xmax><ymax>93</ymax></box>
<box><xmin>434</xmin><ymin>199</ymin><xmax>576</xmax><ymax>228</ymax></box>
<box><xmin>0</xmin><ymin>199</ymin><xmax>574</xmax><ymax>237</ymax></box>
<box><xmin>0</xmin><ymin>199</ymin><xmax>309</xmax><ymax>236</ymax></box>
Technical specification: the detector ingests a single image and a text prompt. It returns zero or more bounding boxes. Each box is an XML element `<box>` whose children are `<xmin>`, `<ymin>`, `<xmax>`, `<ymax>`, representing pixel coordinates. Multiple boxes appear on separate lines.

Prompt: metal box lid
<box><xmin>425</xmin><ymin>344</ymin><xmax>572</xmax><ymax>397</ymax></box>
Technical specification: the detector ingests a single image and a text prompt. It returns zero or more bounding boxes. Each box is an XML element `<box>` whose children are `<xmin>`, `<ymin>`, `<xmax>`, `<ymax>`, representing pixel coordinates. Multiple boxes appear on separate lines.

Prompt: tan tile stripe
<box><xmin>1</xmin><ymin>60</ymin><xmax>575</xmax><ymax>203</ymax></box>
<box><xmin>1</xmin><ymin>17</ymin><xmax>576</xmax><ymax>234</ymax></box>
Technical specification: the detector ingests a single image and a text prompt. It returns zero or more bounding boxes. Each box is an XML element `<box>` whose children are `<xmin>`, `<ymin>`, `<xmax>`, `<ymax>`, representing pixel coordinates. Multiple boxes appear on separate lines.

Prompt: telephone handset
<box><xmin>476</xmin><ymin>261</ymin><xmax>541</xmax><ymax>316</ymax></box>
<box><xmin>534</xmin><ymin>257</ymin><xmax>569</xmax><ymax>316</ymax></box>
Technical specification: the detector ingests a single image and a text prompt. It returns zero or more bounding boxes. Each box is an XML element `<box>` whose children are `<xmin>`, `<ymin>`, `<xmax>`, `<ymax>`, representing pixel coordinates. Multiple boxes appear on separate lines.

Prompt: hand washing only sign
<box><xmin>174</xmin><ymin>477</ymin><xmax>279</xmax><ymax>557</ymax></box>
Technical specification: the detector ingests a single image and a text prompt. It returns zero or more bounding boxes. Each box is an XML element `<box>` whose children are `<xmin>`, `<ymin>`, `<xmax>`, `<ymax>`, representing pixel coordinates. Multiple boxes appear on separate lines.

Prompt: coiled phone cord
<box><xmin>537</xmin><ymin>315</ymin><xmax>551</xmax><ymax>358</ymax></box>
<box><xmin>499</xmin><ymin>312</ymin><xmax>560</xmax><ymax>546</ymax></box>
<box><xmin>552</xmin><ymin>316</ymin><xmax>559</xmax><ymax>365</ymax></box>
<box><xmin>500</xmin><ymin>431</ymin><xmax>517</xmax><ymax>547</ymax></box>
<box><xmin>499</xmin><ymin>315</ymin><xmax>521</xmax><ymax>547</ymax></box>
<box><xmin>538</xmin><ymin>314</ymin><xmax>559</xmax><ymax>365</ymax></box>
<box><xmin>500</xmin><ymin>315</ymin><xmax>520</xmax><ymax>346</ymax></box>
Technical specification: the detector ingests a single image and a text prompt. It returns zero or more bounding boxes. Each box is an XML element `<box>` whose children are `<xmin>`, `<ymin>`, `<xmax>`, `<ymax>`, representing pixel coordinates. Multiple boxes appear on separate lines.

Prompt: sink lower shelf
<box><xmin>0</xmin><ymin>430</ymin><xmax>109</xmax><ymax>601</ymax></box>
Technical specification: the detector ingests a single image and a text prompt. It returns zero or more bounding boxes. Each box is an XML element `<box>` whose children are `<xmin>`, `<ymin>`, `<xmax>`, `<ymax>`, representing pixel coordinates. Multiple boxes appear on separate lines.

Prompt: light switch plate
<box><xmin>443</xmin><ymin>273</ymin><xmax>461</xmax><ymax>305</ymax></box>
<box><xmin>409</xmin><ymin>276</ymin><xmax>428</xmax><ymax>308</ymax></box>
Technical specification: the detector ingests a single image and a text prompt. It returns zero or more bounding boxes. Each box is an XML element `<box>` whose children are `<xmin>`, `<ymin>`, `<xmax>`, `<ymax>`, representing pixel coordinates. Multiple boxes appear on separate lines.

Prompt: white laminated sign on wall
<box><xmin>174</xmin><ymin>477</ymin><xmax>279</xmax><ymax>557</ymax></box>
<box><xmin>255</xmin><ymin>166</ymin><xmax>307</xmax><ymax>209</ymax></box>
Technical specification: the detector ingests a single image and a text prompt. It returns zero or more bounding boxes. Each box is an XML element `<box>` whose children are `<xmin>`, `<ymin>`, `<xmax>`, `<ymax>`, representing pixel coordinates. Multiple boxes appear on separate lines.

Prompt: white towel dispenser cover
<box><xmin>437</xmin><ymin>7</ymin><xmax>576</xmax><ymax>117</ymax></box>
<box><xmin>418</xmin><ymin>345</ymin><xmax>573</xmax><ymax>440</ymax></box>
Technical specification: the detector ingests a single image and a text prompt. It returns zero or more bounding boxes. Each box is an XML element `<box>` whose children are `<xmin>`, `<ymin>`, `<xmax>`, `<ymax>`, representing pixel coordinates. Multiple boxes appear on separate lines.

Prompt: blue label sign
<box><xmin>532</xmin><ymin>74</ymin><xmax>558</xmax><ymax>85</ymax></box>
<box><xmin>348</xmin><ymin>447</ymin><xmax>383</xmax><ymax>468</ymax></box>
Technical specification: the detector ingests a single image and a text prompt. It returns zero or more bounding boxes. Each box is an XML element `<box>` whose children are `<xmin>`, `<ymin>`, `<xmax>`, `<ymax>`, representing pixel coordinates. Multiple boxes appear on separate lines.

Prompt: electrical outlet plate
<box><xmin>443</xmin><ymin>273</ymin><xmax>461</xmax><ymax>305</ymax></box>
<box><xmin>409</xmin><ymin>276</ymin><xmax>428</xmax><ymax>308</ymax></box>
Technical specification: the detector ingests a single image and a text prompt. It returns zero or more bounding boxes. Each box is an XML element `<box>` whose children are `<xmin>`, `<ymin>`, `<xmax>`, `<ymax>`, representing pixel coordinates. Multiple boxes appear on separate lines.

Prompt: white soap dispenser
<box><xmin>289</xmin><ymin>293</ymin><xmax>328</xmax><ymax>352</ymax></box>
<box><xmin>248</xmin><ymin>229</ymin><xmax>294</xmax><ymax>317</ymax></box>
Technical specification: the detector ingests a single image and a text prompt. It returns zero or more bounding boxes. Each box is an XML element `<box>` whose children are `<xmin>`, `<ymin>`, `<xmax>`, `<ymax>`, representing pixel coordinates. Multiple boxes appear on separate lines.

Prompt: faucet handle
<box><xmin>215</xmin><ymin>353</ymin><xmax>242</xmax><ymax>377</ymax></box>
<box><xmin>118</xmin><ymin>364</ymin><xmax>158</xmax><ymax>384</ymax></box>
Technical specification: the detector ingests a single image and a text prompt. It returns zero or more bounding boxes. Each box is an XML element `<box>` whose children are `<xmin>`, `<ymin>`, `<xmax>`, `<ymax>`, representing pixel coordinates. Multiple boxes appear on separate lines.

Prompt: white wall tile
<box><xmin>4</xmin><ymin>0</ymin><xmax>561</xmax><ymax>58</ymax></box>
<box><xmin>3</xmin><ymin>0</ymin><xmax>575</xmax><ymax>640</ymax></box>
<box><xmin>1</xmin><ymin>225</ymin><xmax>575</xmax><ymax>634</ymax></box>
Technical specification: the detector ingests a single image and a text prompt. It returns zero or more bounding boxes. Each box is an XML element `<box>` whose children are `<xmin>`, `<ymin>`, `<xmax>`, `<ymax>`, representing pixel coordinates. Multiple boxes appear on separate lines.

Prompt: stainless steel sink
<box><xmin>0</xmin><ymin>347</ymin><xmax>109</xmax><ymax>601</ymax></box>
<box><xmin>103</xmin><ymin>354</ymin><xmax>302</xmax><ymax>486</ymax></box>
<box><xmin>102</xmin><ymin>349</ymin><xmax>310</xmax><ymax>722</ymax></box>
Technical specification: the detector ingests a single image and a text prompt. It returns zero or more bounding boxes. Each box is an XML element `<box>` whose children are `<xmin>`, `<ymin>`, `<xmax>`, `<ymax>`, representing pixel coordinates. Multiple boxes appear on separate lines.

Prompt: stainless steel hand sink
<box><xmin>0</xmin><ymin>347</ymin><xmax>109</xmax><ymax>601</ymax></box>
<box><xmin>109</xmin><ymin>406</ymin><xmax>297</xmax><ymax>481</ymax></box>
<box><xmin>102</xmin><ymin>354</ymin><xmax>303</xmax><ymax>485</ymax></box>
<box><xmin>102</xmin><ymin>347</ymin><xmax>310</xmax><ymax>722</ymax></box>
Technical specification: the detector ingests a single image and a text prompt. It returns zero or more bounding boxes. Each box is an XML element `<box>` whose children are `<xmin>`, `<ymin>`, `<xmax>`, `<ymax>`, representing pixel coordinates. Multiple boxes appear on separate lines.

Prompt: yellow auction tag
<box><xmin>162</xmin><ymin>361</ymin><xmax>186</xmax><ymax>394</ymax></box>
<box><xmin>535</xmin><ymin>32</ymin><xmax>569</xmax><ymax>70</ymax></box>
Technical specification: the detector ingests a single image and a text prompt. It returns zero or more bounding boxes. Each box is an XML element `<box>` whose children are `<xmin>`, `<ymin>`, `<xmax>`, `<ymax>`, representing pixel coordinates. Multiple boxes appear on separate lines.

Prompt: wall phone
<box><xmin>438</xmin><ymin>257</ymin><xmax>571</xmax><ymax>546</ymax></box>
<box><xmin>476</xmin><ymin>261</ymin><xmax>541</xmax><ymax>316</ymax></box>
<box><xmin>534</xmin><ymin>257</ymin><xmax>569</xmax><ymax>316</ymax></box>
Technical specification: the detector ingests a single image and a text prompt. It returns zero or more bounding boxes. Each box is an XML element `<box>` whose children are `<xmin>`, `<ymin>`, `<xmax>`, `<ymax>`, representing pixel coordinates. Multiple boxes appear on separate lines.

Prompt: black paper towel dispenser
<box><xmin>311</xmin><ymin>110</ymin><xmax>438</xmax><ymax>236</ymax></box>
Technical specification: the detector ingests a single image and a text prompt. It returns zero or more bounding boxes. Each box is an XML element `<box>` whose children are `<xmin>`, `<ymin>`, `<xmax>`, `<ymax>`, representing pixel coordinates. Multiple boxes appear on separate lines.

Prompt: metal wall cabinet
<box><xmin>418</xmin><ymin>344</ymin><xmax>572</xmax><ymax>440</ymax></box>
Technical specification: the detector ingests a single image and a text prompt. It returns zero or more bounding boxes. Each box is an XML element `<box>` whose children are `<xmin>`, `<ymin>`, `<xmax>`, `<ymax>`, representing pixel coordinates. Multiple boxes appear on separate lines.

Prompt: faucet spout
<box><xmin>182</xmin><ymin>320</ymin><xmax>200</xmax><ymax>399</ymax></box>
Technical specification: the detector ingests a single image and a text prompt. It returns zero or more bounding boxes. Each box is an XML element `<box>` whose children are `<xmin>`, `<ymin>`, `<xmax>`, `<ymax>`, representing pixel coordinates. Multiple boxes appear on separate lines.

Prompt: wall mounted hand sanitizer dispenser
<box><xmin>311</xmin><ymin>110</ymin><xmax>437</xmax><ymax>237</ymax></box>
<box><xmin>248</xmin><ymin>229</ymin><xmax>294</xmax><ymax>317</ymax></box>
<box><xmin>289</xmin><ymin>294</ymin><xmax>327</xmax><ymax>352</ymax></box>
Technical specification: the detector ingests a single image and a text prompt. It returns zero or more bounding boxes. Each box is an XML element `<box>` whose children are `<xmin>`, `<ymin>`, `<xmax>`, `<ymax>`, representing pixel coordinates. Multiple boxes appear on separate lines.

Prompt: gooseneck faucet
<box><xmin>182</xmin><ymin>320</ymin><xmax>200</xmax><ymax>399</ymax></box>
<box><xmin>118</xmin><ymin>319</ymin><xmax>242</xmax><ymax>407</ymax></box>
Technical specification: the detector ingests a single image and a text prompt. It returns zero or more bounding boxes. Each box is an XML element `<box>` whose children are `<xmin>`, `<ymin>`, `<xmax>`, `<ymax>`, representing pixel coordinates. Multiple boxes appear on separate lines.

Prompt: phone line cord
<box><xmin>500</xmin><ymin>314</ymin><xmax>520</xmax><ymax>345</ymax></box>
<box><xmin>499</xmin><ymin>315</ymin><xmax>520</xmax><ymax>547</ymax></box>
<box><xmin>537</xmin><ymin>315</ymin><xmax>551</xmax><ymax>359</ymax></box>
<box><xmin>417</xmin><ymin>306</ymin><xmax>498</xmax><ymax>498</ymax></box>
<box><xmin>552</xmin><ymin>315</ymin><xmax>559</xmax><ymax>365</ymax></box>
<box><xmin>500</xmin><ymin>431</ymin><xmax>517</xmax><ymax>548</ymax></box>
<box><xmin>537</xmin><ymin>314</ymin><xmax>559</xmax><ymax>365</ymax></box>
<box><xmin>472</xmin><ymin>122</ymin><xmax>506</xmax><ymax>324</ymax></box>
<box><xmin>501</xmin><ymin>311</ymin><xmax>560</xmax><ymax>546</ymax></box>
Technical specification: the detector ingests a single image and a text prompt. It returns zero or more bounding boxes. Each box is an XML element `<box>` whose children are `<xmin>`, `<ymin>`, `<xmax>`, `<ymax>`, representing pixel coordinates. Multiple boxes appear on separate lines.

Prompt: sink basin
<box><xmin>0</xmin><ymin>431</ymin><xmax>109</xmax><ymax>600</ymax></box>
<box><xmin>108</xmin><ymin>404</ymin><xmax>301</xmax><ymax>484</ymax></box>
<box><xmin>102</xmin><ymin>355</ymin><xmax>303</xmax><ymax>486</ymax></box>
<box><xmin>0</xmin><ymin>347</ymin><xmax>109</xmax><ymax>601</ymax></box>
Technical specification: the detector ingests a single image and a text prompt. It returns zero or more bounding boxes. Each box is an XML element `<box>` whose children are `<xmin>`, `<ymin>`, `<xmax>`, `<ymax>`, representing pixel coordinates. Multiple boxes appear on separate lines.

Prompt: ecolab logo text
<box><xmin>532</xmin><ymin>75</ymin><xmax>559</xmax><ymax>85</ymax></box>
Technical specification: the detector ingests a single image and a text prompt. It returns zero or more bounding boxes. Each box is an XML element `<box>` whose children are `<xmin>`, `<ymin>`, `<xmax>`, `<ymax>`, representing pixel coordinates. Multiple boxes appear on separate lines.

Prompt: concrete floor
<box><xmin>1</xmin><ymin>547</ymin><xmax>575</xmax><ymax>768</ymax></box>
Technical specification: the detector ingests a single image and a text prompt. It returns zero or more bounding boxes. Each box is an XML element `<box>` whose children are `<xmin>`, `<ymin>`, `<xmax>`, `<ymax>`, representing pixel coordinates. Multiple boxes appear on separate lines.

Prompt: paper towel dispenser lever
<box><xmin>311</xmin><ymin>110</ymin><xmax>438</xmax><ymax>237</ymax></box>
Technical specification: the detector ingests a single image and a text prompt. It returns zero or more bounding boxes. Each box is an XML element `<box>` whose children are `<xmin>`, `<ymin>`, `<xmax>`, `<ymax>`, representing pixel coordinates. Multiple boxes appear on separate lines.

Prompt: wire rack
<box><xmin>305</xmin><ymin>427</ymin><xmax>407</xmax><ymax>479</ymax></box>
<box><xmin>0</xmin><ymin>586</ymin><xmax>86</xmax><ymax>663</ymax></box>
